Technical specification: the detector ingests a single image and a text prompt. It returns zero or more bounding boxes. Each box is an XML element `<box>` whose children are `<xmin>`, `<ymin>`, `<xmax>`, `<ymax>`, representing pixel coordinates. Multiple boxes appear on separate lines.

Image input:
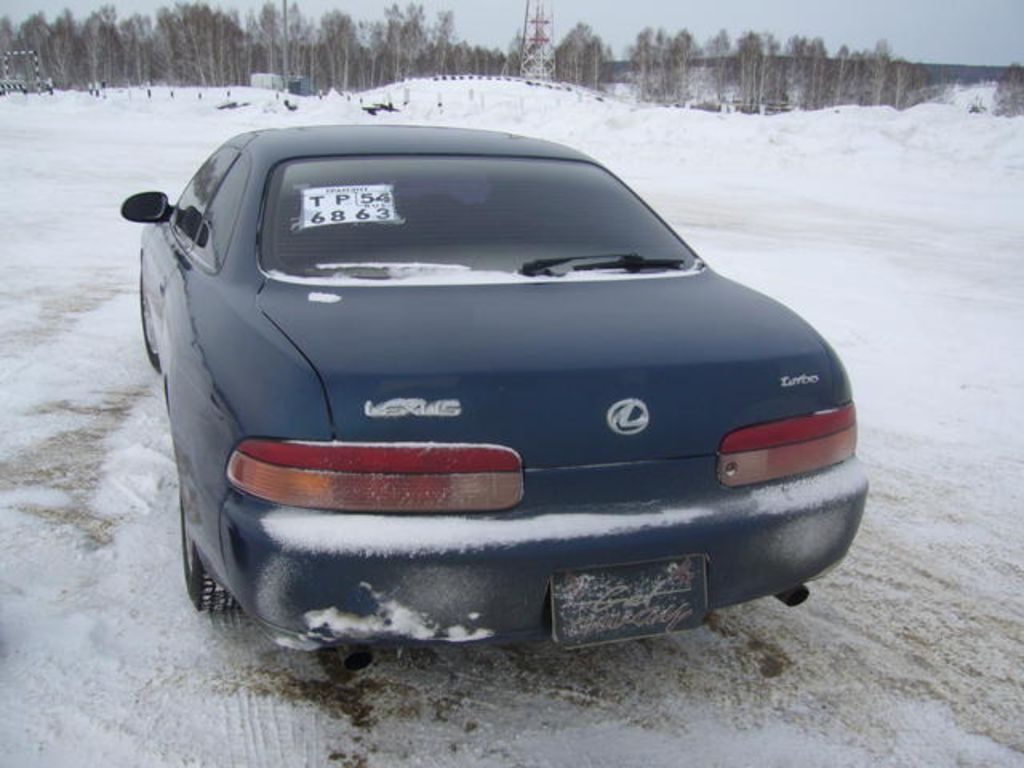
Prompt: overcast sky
<box><xmin>2</xmin><ymin>0</ymin><xmax>1021</xmax><ymax>66</ymax></box>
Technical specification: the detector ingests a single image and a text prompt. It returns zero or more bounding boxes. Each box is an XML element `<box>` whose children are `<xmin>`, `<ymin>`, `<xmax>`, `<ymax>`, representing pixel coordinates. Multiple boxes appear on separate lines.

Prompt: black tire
<box><xmin>180</xmin><ymin>498</ymin><xmax>236</xmax><ymax>613</ymax></box>
<box><xmin>140</xmin><ymin>275</ymin><xmax>161</xmax><ymax>373</ymax></box>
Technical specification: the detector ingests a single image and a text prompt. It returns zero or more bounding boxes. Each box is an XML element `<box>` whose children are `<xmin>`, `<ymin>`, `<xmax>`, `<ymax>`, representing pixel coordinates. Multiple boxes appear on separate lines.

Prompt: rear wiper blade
<box><xmin>519</xmin><ymin>253</ymin><xmax>686</xmax><ymax>277</ymax></box>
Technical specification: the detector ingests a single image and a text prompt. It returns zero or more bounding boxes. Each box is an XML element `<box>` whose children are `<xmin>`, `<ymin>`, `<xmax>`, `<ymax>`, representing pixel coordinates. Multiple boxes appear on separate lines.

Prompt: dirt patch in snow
<box><xmin>227</xmin><ymin>649</ymin><xmax>429</xmax><ymax>730</ymax></box>
<box><xmin>0</xmin><ymin>279</ymin><xmax>128</xmax><ymax>349</ymax></box>
<box><xmin>0</xmin><ymin>385</ymin><xmax>149</xmax><ymax>545</ymax></box>
<box><xmin>706</xmin><ymin>612</ymin><xmax>794</xmax><ymax>678</ymax></box>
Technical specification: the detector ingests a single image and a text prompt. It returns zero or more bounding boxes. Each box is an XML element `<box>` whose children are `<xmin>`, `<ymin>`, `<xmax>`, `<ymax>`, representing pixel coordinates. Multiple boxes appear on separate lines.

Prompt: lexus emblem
<box><xmin>607</xmin><ymin>398</ymin><xmax>650</xmax><ymax>436</ymax></box>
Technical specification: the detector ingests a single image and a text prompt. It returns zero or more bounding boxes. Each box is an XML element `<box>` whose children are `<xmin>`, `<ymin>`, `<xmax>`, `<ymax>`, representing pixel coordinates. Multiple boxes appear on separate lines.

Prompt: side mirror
<box><xmin>121</xmin><ymin>191</ymin><xmax>172</xmax><ymax>223</ymax></box>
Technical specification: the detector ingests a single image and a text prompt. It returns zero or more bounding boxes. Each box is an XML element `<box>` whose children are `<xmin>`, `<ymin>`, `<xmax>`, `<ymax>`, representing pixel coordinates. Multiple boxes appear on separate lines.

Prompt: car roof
<box><xmin>230</xmin><ymin>125</ymin><xmax>594</xmax><ymax>165</ymax></box>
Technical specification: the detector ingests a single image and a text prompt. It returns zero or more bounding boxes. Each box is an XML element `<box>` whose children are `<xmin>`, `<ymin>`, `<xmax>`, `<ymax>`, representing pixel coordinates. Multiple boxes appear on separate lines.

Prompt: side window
<box><xmin>173</xmin><ymin>147</ymin><xmax>239</xmax><ymax>248</ymax></box>
<box><xmin>203</xmin><ymin>153</ymin><xmax>251</xmax><ymax>269</ymax></box>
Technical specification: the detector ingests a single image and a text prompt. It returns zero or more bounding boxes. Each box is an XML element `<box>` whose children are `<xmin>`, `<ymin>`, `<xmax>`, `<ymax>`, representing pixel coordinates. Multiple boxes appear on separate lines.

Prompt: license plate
<box><xmin>550</xmin><ymin>555</ymin><xmax>707</xmax><ymax>647</ymax></box>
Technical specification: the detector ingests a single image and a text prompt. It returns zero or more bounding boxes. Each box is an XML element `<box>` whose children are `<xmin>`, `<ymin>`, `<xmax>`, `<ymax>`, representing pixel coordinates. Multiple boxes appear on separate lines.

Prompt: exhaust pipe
<box><xmin>343</xmin><ymin>645</ymin><xmax>374</xmax><ymax>671</ymax></box>
<box><xmin>775</xmin><ymin>584</ymin><xmax>809</xmax><ymax>607</ymax></box>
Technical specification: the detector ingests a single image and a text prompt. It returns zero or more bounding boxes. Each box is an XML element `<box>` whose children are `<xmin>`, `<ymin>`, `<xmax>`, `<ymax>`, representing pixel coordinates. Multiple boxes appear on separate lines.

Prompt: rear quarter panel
<box><xmin>159</xmin><ymin>249</ymin><xmax>332</xmax><ymax>583</ymax></box>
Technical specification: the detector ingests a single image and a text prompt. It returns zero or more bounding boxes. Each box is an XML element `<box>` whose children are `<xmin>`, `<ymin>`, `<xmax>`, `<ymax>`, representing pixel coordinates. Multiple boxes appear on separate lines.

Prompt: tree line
<box><xmin>628</xmin><ymin>28</ymin><xmax>934</xmax><ymax>111</ymax></box>
<box><xmin>0</xmin><ymin>3</ymin><xmax>508</xmax><ymax>92</ymax></box>
<box><xmin>2</xmin><ymin>2</ymin><xmax>1014</xmax><ymax>114</ymax></box>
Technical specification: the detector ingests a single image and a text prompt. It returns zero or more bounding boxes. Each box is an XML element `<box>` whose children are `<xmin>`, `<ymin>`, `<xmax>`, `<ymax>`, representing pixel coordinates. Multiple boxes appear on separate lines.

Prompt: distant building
<box><xmin>286</xmin><ymin>76</ymin><xmax>313</xmax><ymax>97</ymax></box>
<box><xmin>249</xmin><ymin>73</ymin><xmax>312</xmax><ymax>96</ymax></box>
<box><xmin>250</xmin><ymin>72</ymin><xmax>285</xmax><ymax>91</ymax></box>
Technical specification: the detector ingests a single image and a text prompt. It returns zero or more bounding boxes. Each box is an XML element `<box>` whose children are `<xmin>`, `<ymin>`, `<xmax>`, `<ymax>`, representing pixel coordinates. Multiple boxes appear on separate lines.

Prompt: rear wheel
<box><xmin>140</xmin><ymin>275</ymin><xmax>161</xmax><ymax>372</ymax></box>
<box><xmin>180</xmin><ymin>498</ymin><xmax>236</xmax><ymax>613</ymax></box>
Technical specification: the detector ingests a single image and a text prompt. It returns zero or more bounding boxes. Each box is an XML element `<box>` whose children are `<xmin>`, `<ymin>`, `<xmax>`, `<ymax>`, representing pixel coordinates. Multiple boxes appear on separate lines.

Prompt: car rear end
<box><xmin>216</xmin><ymin>138</ymin><xmax>867</xmax><ymax>648</ymax></box>
<box><xmin>220</xmin><ymin>430</ymin><xmax>865</xmax><ymax>649</ymax></box>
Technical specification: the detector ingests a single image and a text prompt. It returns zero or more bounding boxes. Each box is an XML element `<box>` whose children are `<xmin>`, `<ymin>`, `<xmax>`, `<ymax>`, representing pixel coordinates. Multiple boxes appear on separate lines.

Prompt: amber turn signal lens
<box><xmin>718</xmin><ymin>405</ymin><xmax>857</xmax><ymax>487</ymax></box>
<box><xmin>227</xmin><ymin>440</ymin><xmax>523</xmax><ymax>513</ymax></box>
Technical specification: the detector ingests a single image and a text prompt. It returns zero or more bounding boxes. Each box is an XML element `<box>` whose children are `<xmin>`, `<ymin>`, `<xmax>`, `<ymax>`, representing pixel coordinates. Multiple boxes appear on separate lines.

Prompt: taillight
<box><xmin>226</xmin><ymin>440</ymin><xmax>523</xmax><ymax>512</ymax></box>
<box><xmin>718</xmin><ymin>405</ymin><xmax>857</xmax><ymax>487</ymax></box>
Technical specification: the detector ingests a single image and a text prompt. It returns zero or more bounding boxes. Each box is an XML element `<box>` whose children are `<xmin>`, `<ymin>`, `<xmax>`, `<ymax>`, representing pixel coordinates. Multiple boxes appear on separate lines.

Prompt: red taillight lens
<box><xmin>718</xmin><ymin>405</ymin><xmax>857</xmax><ymax>487</ymax></box>
<box><xmin>226</xmin><ymin>440</ymin><xmax>523</xmax><ymax>513</ymax></box>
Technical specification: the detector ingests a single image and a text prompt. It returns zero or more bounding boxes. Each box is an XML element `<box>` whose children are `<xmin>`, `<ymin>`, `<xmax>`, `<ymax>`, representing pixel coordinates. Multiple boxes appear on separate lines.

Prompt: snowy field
<box><xmin>1</xmin><ymin>79</ymin><xmax>1022</xmax><ymax>767</ymax></box>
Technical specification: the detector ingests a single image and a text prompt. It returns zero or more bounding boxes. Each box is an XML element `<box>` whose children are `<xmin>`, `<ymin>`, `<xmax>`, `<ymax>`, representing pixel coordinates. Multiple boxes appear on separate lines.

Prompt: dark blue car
<box><xmin>122</xmin><ymin>125</ymin><xmax>866</xmax><ymax>650</ymax></box>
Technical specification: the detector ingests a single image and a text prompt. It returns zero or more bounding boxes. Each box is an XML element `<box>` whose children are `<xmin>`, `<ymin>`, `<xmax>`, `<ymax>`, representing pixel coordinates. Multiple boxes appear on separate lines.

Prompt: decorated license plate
<box><xmin>550</xmin><ymin>555</ymin><xmax>707</xmax><ymax>647</ymax></box>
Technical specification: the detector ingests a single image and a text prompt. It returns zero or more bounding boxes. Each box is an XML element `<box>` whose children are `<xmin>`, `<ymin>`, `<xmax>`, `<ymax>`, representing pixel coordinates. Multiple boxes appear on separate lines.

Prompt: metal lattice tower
<box><xmin>520</xmin><ymin>1</ymin><xmax>554</xmax><ymax>80</ymax></box>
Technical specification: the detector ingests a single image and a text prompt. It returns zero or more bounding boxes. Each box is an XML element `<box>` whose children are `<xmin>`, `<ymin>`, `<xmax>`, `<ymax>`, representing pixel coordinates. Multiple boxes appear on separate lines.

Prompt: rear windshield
<box><xmin>260</xmin><ymin>155</ymin><xmax>693</xmax><ymax>278</ymax></box>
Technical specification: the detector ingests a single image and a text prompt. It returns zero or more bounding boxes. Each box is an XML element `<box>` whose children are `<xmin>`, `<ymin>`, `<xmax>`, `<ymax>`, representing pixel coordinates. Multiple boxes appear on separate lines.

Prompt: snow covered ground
<box><xmin>1</xmin><ymin>79</ymin><xmax>1022</xmax><ymax>767</ymax></box>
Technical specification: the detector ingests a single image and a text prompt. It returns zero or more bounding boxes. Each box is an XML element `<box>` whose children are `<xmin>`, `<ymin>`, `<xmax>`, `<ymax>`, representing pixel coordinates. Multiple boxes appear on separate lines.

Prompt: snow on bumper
<box><xmin>220</xmin><ymin>460</ymin><xmax>867</xmax><ymax>648</ymax></box>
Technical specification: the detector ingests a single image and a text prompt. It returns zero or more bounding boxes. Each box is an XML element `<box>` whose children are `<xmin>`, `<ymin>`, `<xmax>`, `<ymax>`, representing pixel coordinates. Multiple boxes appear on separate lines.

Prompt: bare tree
<box><xmin>832</xmin><ymin>44</ymin><xmax>850</xmax><ymax>104</ymax></box>
<box><xmin>429</xmin><ymin>10</ymin><xmax>455</xmax><ymax>74</ymax></box>
<box><xmin>628</xmin><ymin>27</ymin><xmax>655</xmax><ymax>100</ymax></box>
<box><xmin>257</xmin><ymin>2</ymin><xmax>280</xmax><ymax>75</ymax></box>
<box><xmin>0</xmin><ymin>16</ymin><xmax>14</xmax><ymax>54</ymax></box>
<box><xmin>318</xmin><ymin>10</ymin><xmax>356</xmax><ymax>90</ymax></box>
<box><xmin>119</xmin><ymin>14</ymin><xmax>153</xmax><ymax>85</ymax></box>
<box><xmin>381</xmin><ymin>4</ymin><xmax>426</xmax><ymax>82</ymax></box>
<box><xmin>669</xmin><ymin>29</ymin><xmax>698</xmax><ymax>102</ymax></box>
<box><xmin>46</xmin><ymin>11</ymin><xmax>80</xmax><ymax>87</ymax></box>
<box><xmin>555</xmin><ymin>22</ymin><xmax>608</xmax><ymax>90</ymax></box>
<box><xmin>736</xmin><ymin>31</ymin><xmax>762</xmax><ymax>111</ymax></box>
<box><xmin>705</xmin><ymin>29</ymin><xmax>731</xmax><ymax>103</ymax></box>
<box><xmin>759</xmin><ymin>33</ymin><xmax>782</xmax><ymax>107</ymax></box>
<box><xmin>871</xmin><ymin>39</ymin><xmax>891</xmax><ymax>106</ymax></box>
<box><xmin>995</xmin><ymin>63</ymin><xmax>1024</xmax><ymax>116</ymax></box>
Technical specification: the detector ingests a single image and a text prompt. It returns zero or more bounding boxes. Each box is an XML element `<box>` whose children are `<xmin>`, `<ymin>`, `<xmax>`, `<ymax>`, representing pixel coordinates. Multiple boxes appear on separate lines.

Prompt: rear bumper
<box><xmin>217</xmin><ymin>459</ymin><xmax>867</xmax><ymax>648</ymax></box>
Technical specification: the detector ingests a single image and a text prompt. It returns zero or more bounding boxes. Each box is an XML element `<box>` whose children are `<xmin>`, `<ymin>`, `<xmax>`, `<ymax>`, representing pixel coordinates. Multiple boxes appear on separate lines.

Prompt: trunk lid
<box><xmin>257</xmin><ymin>271</ymin><xmax>846</xmax><ymax>468</ymax></box>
